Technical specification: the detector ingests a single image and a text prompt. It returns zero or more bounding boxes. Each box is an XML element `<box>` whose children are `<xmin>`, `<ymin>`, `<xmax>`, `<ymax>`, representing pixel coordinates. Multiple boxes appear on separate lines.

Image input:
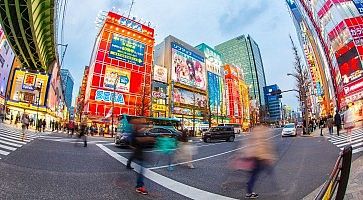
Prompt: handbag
<box><xmin>228</xmin><ymin>155</ymin><xmax>256</xmax><ymax>171</ymax></box>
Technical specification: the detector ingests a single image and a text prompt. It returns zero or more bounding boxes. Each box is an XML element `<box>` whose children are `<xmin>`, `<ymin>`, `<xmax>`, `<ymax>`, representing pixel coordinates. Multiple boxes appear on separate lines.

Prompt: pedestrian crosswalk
<box><xmin>0</xmin><ymin>125</ymin><xmax>44</xmax><ymax>159</ymax></box>
<box><xmin>327</xmin><ymin>128</ymin><xmax>363</xmax><ymax>154</ymax></box>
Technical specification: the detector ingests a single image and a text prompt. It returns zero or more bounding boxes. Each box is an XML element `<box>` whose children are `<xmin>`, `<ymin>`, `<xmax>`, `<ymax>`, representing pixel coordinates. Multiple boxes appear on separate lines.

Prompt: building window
<box><xmin>3</xmin><ymin>41</ymin><xmax>9</xmax><ymax>54</ymax></box>
<box><xmin>0</xmin><ymin>55</ymin><xmax>4</xmax><ymax>68</ymax></box>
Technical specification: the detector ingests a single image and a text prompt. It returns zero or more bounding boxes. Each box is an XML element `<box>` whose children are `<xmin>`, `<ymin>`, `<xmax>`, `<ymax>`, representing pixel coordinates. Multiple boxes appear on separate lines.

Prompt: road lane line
<box><xmin>352</xmin><ymin>147</ymin><xmax>363</xmax><ymax>154</ymax></box>
<box><xmin>0</xmin><ymin>133</ymin><xmax>32</xmax><ymax>142</ymax></box>
<box><xmin>148</xmin><ymin>134</ymin><xmax>280</xmax><ymax>170</ymax></box>
<box><xmin>337</xmin><ymin>138</ymin><xmax>363</xmax><ymax>148</ymax></box>
<box><xmin>0</xmin><ymin>137</ymin><xmax>26</xmax><ymax>144</ymax></box>
<box><xmin>0</xmin><ymin>149</ymin><xmax>10</xmax><ymax>155</ymax></box>
<box><xmin>97</xmin><ymin>144</ymin><xmax>237</xmax><ymax>200</ymax></box>
<box><xmin>0</xmin><ymin>131</ymin><xmax>38</xmax><ymax>139</ymax></box>
<box><xmin>0</xmin><ymin>144</ymin><xmax>17</xmax><ymax>151</ymax></box>
<box><xmin>331</xmin><ymin>135</ymin><xmax>363</xmax><ymax>145</ymax></box>
<box><xmin>0</xmin><ymin>140</ymin><xmax>22</xmax><ymax>147</ymax></box>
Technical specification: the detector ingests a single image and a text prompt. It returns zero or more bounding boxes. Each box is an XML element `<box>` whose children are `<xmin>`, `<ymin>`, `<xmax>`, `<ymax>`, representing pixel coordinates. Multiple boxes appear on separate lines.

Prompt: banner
<box><xmin>173</xmin><ymin>87</ymin><xmax>207</xmax><ymax>107</ymax></box>
<box><xmin>22</xmin><ymin>73</ymin><xmax>37</xmax><ymax>90</ymax></box>
<box><xmin>109</xmin><ymin>34</ymin><xmax>145</xmax><ymax>66</ymax></box>
<box><xmin>171</xmin><ymin>42</ymin><xmax>206</xmax><ymax>90</ymax></box>
<box><xmin>153</xmin><ymin>65</ymin><xmax>168</xmax><ymax>83</ymax></box>
<box><xmin>95</xmin><ymin>89</ymin><xmax>125</xmax><ymax>105</ymax></box>
<box><xmin>104</xmin><ymin>65</ymin><xmax>131</xmax><ymax>92</ymax></box>
<box><xmin>352</xmin><ymin>0</ymin><xmax>363</xmax><ymax>14</ymax></box>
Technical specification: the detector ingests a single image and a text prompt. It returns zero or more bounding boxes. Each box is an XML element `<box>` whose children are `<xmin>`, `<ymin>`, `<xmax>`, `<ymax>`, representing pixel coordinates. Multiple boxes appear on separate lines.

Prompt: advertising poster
<box><xmin>22</xmin><ymin>73</ymin><xmax>37</xmax><ymax>90</ymax></box>
<box><xmin>171</xmin><ymin>42</ymin><xmax>206</xmax><ymax>90</ymax></box>
<box><xmin>95</xmin><ymin>89</ymin><xmax>125</xmax><ymax>105</ymax></box>
<box><xmin>109</xmin><ymin>34</ymin><xmax>145</xmax><ymax>66</ymax></box>
<box><xmin>208</xmin><ymin>72</ymin><xmax>222</xmax><ymax>113</ymax></box>
<box><xmin>153</xmin><ymin>65</ymin><xmax>168</xmax><ymax>83</ymax></box>
<box><xmin>104</xmin><ymin>65</ymin><xmax>131</xmax><ymax>92</ymax></box>
<box><xmin>352</xmin><ymin>0</ymin><xmax>363</xmax><ymax>14</ymax></box>
<box><xmin>173</xmin><ymin>87</ymin><xmax>207</xmax><ymax>107</ymax></box>
<box><xmin>197</xmin><ymin>44</ymin><xmax>222</xmax><ymax>75</ymax></box>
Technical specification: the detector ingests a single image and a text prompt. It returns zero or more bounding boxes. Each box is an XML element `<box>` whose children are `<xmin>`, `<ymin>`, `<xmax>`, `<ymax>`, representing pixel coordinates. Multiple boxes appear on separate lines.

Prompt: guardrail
<box><xmin>315</xmin><ymin>145</ymin><xmax>352</xmax><ymax>200</ymax></box>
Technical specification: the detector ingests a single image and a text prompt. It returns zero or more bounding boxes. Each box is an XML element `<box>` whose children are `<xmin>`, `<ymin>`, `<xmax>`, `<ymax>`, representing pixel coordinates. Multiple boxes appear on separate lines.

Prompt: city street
<box><xmin>1</xmin><ymin>125</ymin><xmax>360</xmax><ymax>200</ymax></box>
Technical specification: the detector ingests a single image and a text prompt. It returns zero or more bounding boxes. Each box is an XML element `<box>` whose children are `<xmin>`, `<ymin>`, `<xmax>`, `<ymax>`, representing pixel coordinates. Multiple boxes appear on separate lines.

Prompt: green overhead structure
<box><xmin>0</xmin><ymin>0</ymin><xmax>57</xmax><ymax>71</ymax></box>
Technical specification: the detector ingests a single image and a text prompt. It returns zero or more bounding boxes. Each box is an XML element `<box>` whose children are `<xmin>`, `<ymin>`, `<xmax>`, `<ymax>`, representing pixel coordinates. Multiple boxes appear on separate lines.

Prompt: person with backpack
<box><xmin>334</xmin><ymin>110</ymin><xmax>342</xmax><ymax>136</ymax></box>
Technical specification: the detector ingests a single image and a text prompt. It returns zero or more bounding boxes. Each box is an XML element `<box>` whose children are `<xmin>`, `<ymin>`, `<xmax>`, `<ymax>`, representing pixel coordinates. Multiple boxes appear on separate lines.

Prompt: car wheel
<box><xmin>205</xmin><ymin>137</ymin><xmax>211</xmax><ymax>143</ymax></box>
<box><xmin>228</xmin><ymin>136</ymin><xmax>235</xmax><ymax>142</ymax></box>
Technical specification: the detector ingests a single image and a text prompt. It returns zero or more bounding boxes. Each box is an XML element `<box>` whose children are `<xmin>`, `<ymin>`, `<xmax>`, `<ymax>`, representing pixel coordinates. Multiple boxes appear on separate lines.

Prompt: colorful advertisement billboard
<box><xmin>173</xmin><ymin>87</ymin><xmax>207</xmax><ymax>107</ymax></box>
<box><xmin>153</xmin><ymin>65</ymin><xmax>168</xmax><ymax>83</ymax></box>
<box><xmin>109</xmin><ymin>34</ymin><xmax>145</xmax><ymax>66</ymax></box>
<box><xmin>352</xmin><ymin>0</ymin><xmax>363</xmax><ymax>14</ymax></box>
<box><xmin>95</xmin><ymin>89</ymin><xmax>125</xmax><ymax>105</ymax></box>
<box><xmin>22</xmin><ymin>73</ymin><xmax>37</xmax><ymax>90</ymax></box>
<box><xmin>104</xmin><ymin>65</ymin><xmax>131</xmax><ymax>92</ymax></box>
<box><xmin>196</xmin><ymin>43</ymin><xmax>222</xmax><ymax>75</ymax></box>
<box><xmin>171</xmin><ymin>42</ymin><xmax>206</xmax><ymax>90</ymax></box>
<box><xmin>208</xmin><ymin>72</ymin><xmax>222</xmax><ymax>113</ymax></box>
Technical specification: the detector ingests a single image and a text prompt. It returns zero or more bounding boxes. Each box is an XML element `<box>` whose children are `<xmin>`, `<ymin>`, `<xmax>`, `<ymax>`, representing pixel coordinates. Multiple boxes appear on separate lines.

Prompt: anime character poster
<box><xmin>173</xmin><ymin>87</ymin><xmax>207</xmax><ymax>107</ymax></box>
<box><xmin>171</xmin><ymin>42</ymin><xmax>206</xmax><ymax>90</ymax></box>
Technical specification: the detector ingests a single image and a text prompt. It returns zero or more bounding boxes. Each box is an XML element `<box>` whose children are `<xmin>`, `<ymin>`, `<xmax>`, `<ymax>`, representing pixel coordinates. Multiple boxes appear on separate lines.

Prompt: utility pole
<box><xmin>127</xmin><ymin>0</ymin><xmax>135</xmax><ymax>18</ymax></box>
<box><xmin>36</xmin><ymin>82</ymin><xmax>42</xmax><ymax>133</ymax></box>
<box><xmin>111</xmin><ymin>76</ymin><xmax>119</xmax><ymax>138</ymax></box>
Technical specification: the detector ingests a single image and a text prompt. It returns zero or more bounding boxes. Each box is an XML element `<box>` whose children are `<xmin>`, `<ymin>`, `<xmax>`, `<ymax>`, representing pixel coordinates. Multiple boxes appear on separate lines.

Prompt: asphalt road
<box><xmin>0</xmin><ymin>127</ymin><xmax>346</xmax><ymax>200</ymax></box>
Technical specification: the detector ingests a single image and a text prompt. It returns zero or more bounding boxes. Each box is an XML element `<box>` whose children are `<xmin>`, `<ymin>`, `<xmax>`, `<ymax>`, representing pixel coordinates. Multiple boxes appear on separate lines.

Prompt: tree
<box><xmin>289</xmin><ymin>35</ymin><xmax>310</xmax><ymax>134</ymax></box>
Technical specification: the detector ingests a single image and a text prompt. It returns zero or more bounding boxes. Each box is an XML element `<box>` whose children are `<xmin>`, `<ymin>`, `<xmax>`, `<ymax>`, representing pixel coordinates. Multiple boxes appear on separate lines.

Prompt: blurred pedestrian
<box><xmin>241</xmin><ymin>125</ymin><xmax>277</xmax><ymax>199</ymax></box>
<box><xmin>42</xmin><ymin>119</ymin><xmax>46</xmax><ymax>132</ymax></box>
<box><xmin>326</xmin><ymin>115</ymin><xmax>334</xmax><ymax>135</ymax></box>
<box><xmin>68</xmin><ymin>121</ymin><xmax>75</xmax><ymax>137</ymax></box>
<box><xmin>79</xmin><ymin>121</ymin><xmax>87</xmax><ymax>147</ymax></box>
<box><xmin>319</xmin><ymin>117</ymin><xmax>325</xmax><ymax>136</ymax></box>
<box><xmin>21</xmin><ymin>114</ymin><xmax>29</xmax><ymax>140</ymax></box>
<box><xmin>154</xmin><ymin>134</ymin><xmax>178</xmax><ymax>171</ymax></box>
<box><xmin>344</xmin><ymin>104</ymin><xmax>355</xmax><ymax>143</ymax></box>
<box><xmin>175</xmin><ymin>129</ymin><xmax>196</xmax><ymax>169</ymax></box>
<box><xmin>334</xmin><ymin>110</ymin><xmax>342</xmax><ymax>136</ymax></box>
<box><xmin>126</xmin><ymin>118</ymin><xmax>152</xmax><ymax>195</ymax></box>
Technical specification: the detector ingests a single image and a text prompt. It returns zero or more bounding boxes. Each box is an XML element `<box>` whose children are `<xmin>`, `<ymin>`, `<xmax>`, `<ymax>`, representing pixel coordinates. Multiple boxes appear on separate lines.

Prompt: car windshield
<box><xmin>284</xmin><ymin>124</ymin><xmax>295</xmax><ymax>128</ymax></box>
<box><xmin>209</xmin><ymin>127</ymin><xmax>220</xmax><ymax>132</ymax></box>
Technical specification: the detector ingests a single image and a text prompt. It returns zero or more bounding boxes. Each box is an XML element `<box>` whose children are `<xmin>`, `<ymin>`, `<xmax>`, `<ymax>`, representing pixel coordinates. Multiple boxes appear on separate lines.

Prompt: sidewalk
<box><xmin>344</xmin><ymin>156</ymin><xmax>363</xmax><ymax>200</ymax></box>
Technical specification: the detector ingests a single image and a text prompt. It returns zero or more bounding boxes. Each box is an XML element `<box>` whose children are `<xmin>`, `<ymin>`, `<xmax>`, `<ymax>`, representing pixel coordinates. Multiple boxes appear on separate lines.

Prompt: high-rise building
<box><xmin>83</xmin><ymin>12</ymin><xmax>155</xmax><ymax>124</ymax></box>
<box><xmin>215</xmin><ymin>35</ymin><xmax>267</xmax><ymax>107</ymax></box>
<box><xmin>60</xmin><ymin>69</ymin><xmax>74</xmax><ymax>109</ymax></box>
<box><xmin>264</xmin><ymin>84</ymin><xmax>282</xmax><ymax>122</ymax></box>
<box><xmin>286</xmin><ymin>0</ymin><xmax>363</xmax><ymax>118</ymax></box>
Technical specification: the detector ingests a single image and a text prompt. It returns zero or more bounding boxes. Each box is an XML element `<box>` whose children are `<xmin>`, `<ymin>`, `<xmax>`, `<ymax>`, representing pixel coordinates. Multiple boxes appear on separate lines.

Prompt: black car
<box><xmin>202</xmin><ymin>126</ymin><xmax>235</xmax><ymax>143</ymax></box>
<box><xmin>114</xmin><ymin>127</ymin><xmax>181</xmax><ymax>147</ymax></box>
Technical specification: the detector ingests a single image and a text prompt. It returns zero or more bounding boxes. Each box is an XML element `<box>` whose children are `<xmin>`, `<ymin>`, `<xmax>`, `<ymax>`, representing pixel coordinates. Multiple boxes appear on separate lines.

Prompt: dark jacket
<box><xmin>334</xmin><ymin>113</ymin><xmax>342</xmax><ymax>126</ymax></box>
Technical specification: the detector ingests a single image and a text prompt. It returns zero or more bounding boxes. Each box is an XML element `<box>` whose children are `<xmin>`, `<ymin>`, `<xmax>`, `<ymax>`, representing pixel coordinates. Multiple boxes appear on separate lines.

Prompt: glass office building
<box><xmin>215</xmin><ymin>35</ymin><xmax>267</xmax><ymax>107</ymax></box>
<box><xmin>60</xmin><ymin>69</ymin><xmax>74</xmax><ymax>110</ymax></box>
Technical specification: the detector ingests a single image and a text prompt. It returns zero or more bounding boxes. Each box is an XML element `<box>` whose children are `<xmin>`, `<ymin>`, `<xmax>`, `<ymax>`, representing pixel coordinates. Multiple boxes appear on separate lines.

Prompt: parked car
<box><xmin>114</xmin><ymin>127</ymin><xmax>181</xmax><ymax>147</ymax></box>
<box><xmin>296</xmin><ymin>122</ymin><xmax>303</xmax><ymax>128</ymax></box>
<box><xmin>202</xmin><ymin>126</ymin><xmax>235</xmax><ymax>143</ymax></box>
<box><xmin>281</xmin><ymin>123</ymin><xmax>297</xmax><ymax>137</ymax></box>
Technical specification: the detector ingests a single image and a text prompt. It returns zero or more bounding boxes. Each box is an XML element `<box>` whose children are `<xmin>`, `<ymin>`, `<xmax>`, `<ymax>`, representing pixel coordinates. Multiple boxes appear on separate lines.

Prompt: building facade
<box><xmin>195</xmin><ymin>43</ymin><xmax>227</xmax><ymax>125</ymax></box>
<box><xmin>0</xmin><ymin>25</ymin><xmax>15</xmax><ymax>112</ymax></box>
<box><xmin>286</xmin><ymin>0</ymin><xmax>363</xmax><ymax>121</ymax></box>
<box><xmin>154</xmin><ymin>35</ymin><xmax>208</xmax><ymax>135</ymax></box>
<box><xmin>215</xmin><ymin>35</ymin><xmax>267</xmax><ymax>107</ymax></box>
<box><xmin>83</xmin><ymin>12</ymin><xmax>155</xmax><ymax>125</ymax></box>
<box><xmin>264</xmin><ymin>84</ymin><xmax>282</xmax><ymax>122</ymax></box>
<box><xmin>60</xmin><ymin>69</ymin><xmax>74</xmax><ymax>110</ymax></box>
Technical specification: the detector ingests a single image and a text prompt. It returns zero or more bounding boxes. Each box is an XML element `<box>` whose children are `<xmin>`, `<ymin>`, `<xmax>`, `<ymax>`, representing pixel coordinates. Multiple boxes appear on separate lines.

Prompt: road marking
<box><xmin>0</xmin><ymin>140</ymin><xmax>22</xmax><ymax>147</ymax></box>
<box><xmin>0</xmin><ymin>137</ymin><xmax>27</xmax><ymax>145</ymax></box>
<box><xmin>0</xmin><ymin>143</ymin><xmax>17</xmax><ymax>151</ymax></box>
<box><xmin>97</xmin><ymin>144</ymin><xmax>237</xmax><ymax>200</ymax></box>
<box><xmin>0</xmin><ymin>131</ymin><xmax>39</xmax><ymax>139</ymax></box>
<box><xmin>0</xmin><ymin>149</ymin><xmax>10</xmax><ymax>156</ymax></box>
<box><xmin>353</xmin><ymin>147</ymin><xmax>363</xmax><ymax>154</ymax></box>
<box><xmin>331</xmin><ymin>135</ymin><xmax>363</xmax><ymax>145</ymax></box>
<box><xmin>148</xmin><ymin>134</ymin><xmax>280</xmax><ymax>170</ymax></box>
<box><xmin>0</xmin><ymin>133</ymin><xmax>32</xmax><ymax>142</ymax></box>
<box><xmin>337</xmin><ymin>138</ymin><xmax>363</xmax><ymax>148</ymax></box>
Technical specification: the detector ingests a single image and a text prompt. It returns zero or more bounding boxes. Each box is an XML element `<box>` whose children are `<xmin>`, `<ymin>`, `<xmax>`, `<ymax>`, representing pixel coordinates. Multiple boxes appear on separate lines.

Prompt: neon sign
<box><xmin>95</xmin><ymin>89</ymin><xmax>125</xmax><ymax>104</ymax></box>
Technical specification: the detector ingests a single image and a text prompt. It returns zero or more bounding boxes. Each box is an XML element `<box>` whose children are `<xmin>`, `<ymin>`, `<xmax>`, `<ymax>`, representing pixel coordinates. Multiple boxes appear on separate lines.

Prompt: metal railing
<box><xmin>315</xmin><ymin>146</ymin><xmax>352</xmax><ymax>200</ymax></box>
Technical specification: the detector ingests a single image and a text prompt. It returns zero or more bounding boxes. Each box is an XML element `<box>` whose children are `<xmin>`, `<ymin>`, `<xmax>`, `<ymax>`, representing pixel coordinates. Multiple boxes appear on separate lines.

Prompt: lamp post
<box><xmin>111</xmin><ymin>76</ymin><xmax>120</xmax><ymax>138</ymax></box>
<box><xmin>36</xmin><ymin>82</ymin><xmax>42</xmax><ymax>132</ymax></box>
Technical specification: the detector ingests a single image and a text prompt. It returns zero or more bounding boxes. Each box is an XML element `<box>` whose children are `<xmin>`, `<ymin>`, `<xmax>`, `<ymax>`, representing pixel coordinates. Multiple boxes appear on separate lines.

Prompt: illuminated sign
<box><xmin>104</xmin><ymin>65</ymin><xmax>131</xmax><ymax>92</ymax></box>
<box><xmin>119</xmin><ymin>17</ymin><xmax>143</xmax><ymax>33</ymax></box>
<box><xmin>22</xmin><ymin>73</ymin><xmax>37</xmax><ymax>90</ymax></box>
<box><xmin>152</xmin><ymin>91</ymin><xmax>166</xmax><ymax>99</ymax></box>
<box><xmin>152</xmin><ymin>104</ymin><xmax>166</xmax><ymax>111</ymax></box>
<box><xmin>352</xmin><ymin>0</ymin><xmax>363</xmax><ymax>14</ymax></box>
<box><xmin>109</xmin><ymin>34</ymin><xmax>145</xmax><ymax>66</ymax></box>
<box><xmin>95</xmin><ymin>89</ymin><xmax>125</xmax><ymax>104</ymax></box>
<box><xmin>171</xmin><ymin>42</ymin><xmax>206</xmax><ymax>90</ymax></box>
<box><xmin>153</xmin><ymin>65</ymin><xmax>167</xmax><ymax>83</ymax></box>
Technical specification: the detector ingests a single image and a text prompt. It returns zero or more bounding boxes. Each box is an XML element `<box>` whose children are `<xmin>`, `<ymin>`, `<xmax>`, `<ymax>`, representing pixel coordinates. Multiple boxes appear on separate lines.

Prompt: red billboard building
<box><xmin>224</xmin><ymin>64</ymin><xmax>242</xmax><ymax>124</ymax></box>
<box><xmin>84</xmin><ymin>12</ymin><xmax>155</xmax><ymax>124</ymax></box>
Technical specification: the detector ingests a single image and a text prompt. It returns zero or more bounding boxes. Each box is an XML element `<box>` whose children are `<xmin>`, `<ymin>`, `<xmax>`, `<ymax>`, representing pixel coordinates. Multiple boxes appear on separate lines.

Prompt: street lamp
<box><xmin>36</xmin><ymin>82</ymin><xmax>42</xmax><ymax>132</ymax></box>
<box><xmin>111</xmin><ymin>76</ymin><xmax>120</xmax><ymax>138</ymax></box>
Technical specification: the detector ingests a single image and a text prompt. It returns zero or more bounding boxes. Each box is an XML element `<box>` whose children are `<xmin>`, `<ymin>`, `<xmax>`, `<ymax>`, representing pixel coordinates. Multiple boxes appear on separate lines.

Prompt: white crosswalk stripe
<box><xmin>327</xmin><ymin>127</ymin><xmax>363</xmax><ymax>154</ymax></box>
<box><xmin>0</xmin><ymin>124</ymin><xmax>42</xmax><ymax>159</ymax></box>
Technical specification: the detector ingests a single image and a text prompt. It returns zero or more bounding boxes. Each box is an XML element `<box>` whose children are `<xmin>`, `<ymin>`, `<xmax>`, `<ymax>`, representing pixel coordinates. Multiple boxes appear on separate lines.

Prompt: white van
<box><xmin>218</xmin><ymin>123</ymin><xmax>242</xmax><ymax>134</ymax></box>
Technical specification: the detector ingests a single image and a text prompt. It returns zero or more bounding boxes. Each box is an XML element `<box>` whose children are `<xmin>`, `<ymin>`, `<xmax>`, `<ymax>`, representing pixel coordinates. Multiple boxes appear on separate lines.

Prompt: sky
<box><xmin>61</xmin><ymin>0</ymin><xmax>302</xmax><ymax>111</ymax></box>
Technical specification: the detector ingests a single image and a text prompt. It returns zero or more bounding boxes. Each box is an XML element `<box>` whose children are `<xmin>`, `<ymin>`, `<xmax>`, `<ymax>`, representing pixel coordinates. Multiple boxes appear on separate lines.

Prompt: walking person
<box><xmin>68</xmin><ymin>120</ymin><xmax>75</xmax><ymax>137</ymax></box>
<box><xmin>326</xmin><ymin>115</ymin><xmax>334</xmax><ymax>135</ymax></box>
<box><xmin>154</xmin><ymin>134</ymin><xmax>178</xmax><ymax>171</ymax></box>
<box><xmin>344</xmin><ymin>104</ymin><xmax>355</xmax><ymax>143</ymax></box>
<box><xmin>334</xmin><ymin>110</ymin><xmax>342</xmax><ymax>136</ymax></box>
<box><xmin>175</xmin><ymin>128</ymin><xmax>196</xmax><ymax>169</ymax></box>
<box><xmin>319</xmin><ymin>117</ymin><xmax>325</xmax><ymax>136</ymax></box>
<box><xmin>21</xmin><ymin>114</ymin><xmax>29</xmax><ymax>140</ymax></box>
<box><xmin>243</xmin><ymin>125</ymin><xmax>277</xmax><ymax>199</ymax></box>
<box><xmin>79</xmin><ymin>121</ymin><xmax>87</xmax><ymax>147</ymax></box>
<box><xmin>42</xmin><ymin>119</ymin><xmax>46</xmax><ymax>132</ymax></box>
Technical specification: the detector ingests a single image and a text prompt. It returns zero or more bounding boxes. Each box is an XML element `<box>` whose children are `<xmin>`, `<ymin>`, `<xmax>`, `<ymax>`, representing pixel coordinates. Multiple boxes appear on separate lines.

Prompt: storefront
<box><xmin>152</xmin><ymin>65</ymin><xmax>168</xmax><ymax>117</ymax></box>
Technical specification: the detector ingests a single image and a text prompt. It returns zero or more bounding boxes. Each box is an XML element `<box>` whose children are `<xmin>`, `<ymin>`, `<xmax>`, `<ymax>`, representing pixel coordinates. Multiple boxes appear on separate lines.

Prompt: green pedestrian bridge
<box><xmin>0</xmin><ymin>0</ymin><xmax>57</xmax><ymax>71</ymax></box>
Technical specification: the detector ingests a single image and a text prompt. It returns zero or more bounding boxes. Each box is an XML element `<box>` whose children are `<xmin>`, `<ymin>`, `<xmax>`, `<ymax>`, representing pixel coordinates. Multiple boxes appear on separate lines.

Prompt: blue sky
<box><xmin>61</xmin><ymin>0</ymin><xmax>301</xmax><ymax>111</ymax></box>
